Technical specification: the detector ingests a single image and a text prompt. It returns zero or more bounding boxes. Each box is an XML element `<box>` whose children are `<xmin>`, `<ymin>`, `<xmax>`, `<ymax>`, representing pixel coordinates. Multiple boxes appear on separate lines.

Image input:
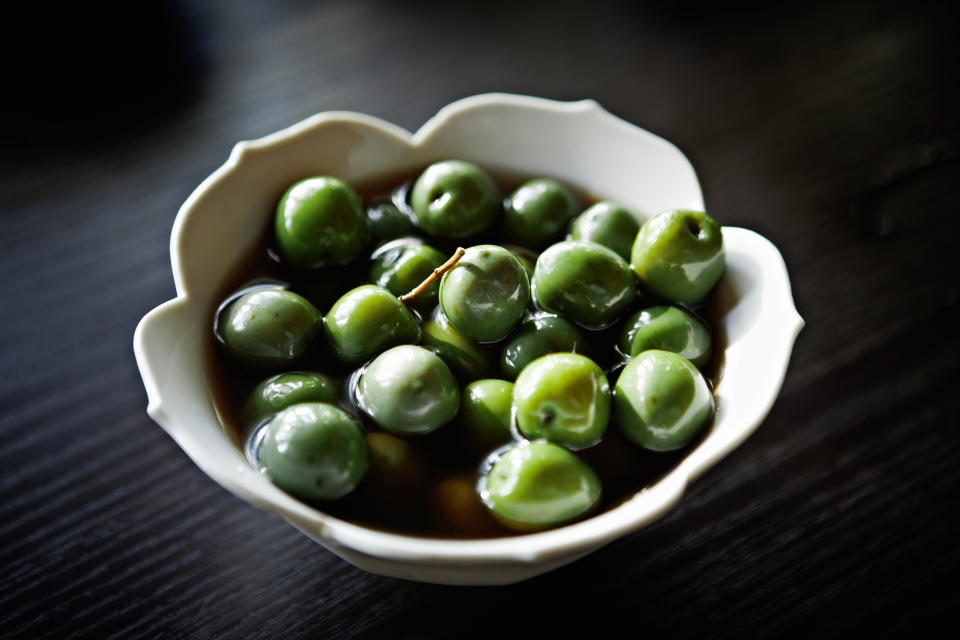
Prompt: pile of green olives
<box><xmin>211</xmin><ymin>159</ymin><xmax>725</xmax><ymax>537</ymax></box>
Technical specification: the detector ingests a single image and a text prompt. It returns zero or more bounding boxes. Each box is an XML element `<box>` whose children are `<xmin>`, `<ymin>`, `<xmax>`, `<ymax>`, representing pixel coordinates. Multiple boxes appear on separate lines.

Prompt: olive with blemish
<box><xmin>513</xmin><ymin>353</ymin><xmax>611</xmax><ymax>449</ymax></box>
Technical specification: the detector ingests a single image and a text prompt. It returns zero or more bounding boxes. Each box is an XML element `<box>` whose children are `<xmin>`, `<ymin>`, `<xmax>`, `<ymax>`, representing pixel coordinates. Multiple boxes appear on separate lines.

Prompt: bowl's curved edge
<box><xmin>411</xmin><ymin>93</ymin><xmax>704</xmax><ymax>213</ymax></box>
<box><xmin>412</xmin><ymin>94</ymin><xmax>601</xmax><ymax>146</ymax></box>
<box><xmin>133</xmin><ymin>298</ymin><xmax>184</xmax><ymax>420</ymax></box>
<box><xmin>133</xmin><ymin>300</ymin><xmax>340</xmax><ymax>534</ymax></box>
<box><xmin>133</xmin><ymin>94</ymin><xmax>802</xmax><ymax>579</ymax></box>
<box><xmin>679</xmin><ymin>227</ymin><xmax>804</xmax><ymax>485</ymax></box>
<box><xmin>138</xmin><ymin>109</ymin><xmax>419</xmax><ymax>444</ymax></box>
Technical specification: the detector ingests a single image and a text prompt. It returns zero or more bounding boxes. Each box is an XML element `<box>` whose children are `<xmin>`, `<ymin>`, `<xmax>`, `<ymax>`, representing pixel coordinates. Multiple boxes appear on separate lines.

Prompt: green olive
<box><xmin>513</xmin><ymin>353</ymin><xmax>611</xmax><ymax>448</ymax></box>
<box><xmin>366</xmin><ymin>200</ymin><xmax>416</xmax><ymax>242</ymax></box>
<box><xmin>324</xmin><ymin>285</ymin><xmax>421</xmax><ymax>364</ymax></box>
<box><xmin>355</xmin><ymin>345</ymin><xmax>460</xmax><ymax>435</ymax></box>
<box><xmin>274</xmin><ymin>177</ymin><xmax>366</xmax><ymax>268</ymax></box>
<box><xmin>569</xmin><ymin>201</ymin><xmax>640</xmax><ymax>261</ymax></box>
<box><xmin>631</xmin><ymin>209</ymin><xmax>725</xmax><ymax>305</ymax></box>
<box><xmin>241</xmin><ymin>371</ymin><xmax>340</xmax><ymax>431</ymax></box>
<box><xmin>457</xmin><ymin>379</ymin><xmax>514</xmax><ymax>451</ymax></box>
<box><xmin>506</xmin><ymin>246</ymin><xmax>537</xmax><ymax>281</ymax></box>
<box><xmin>410</xmin><ymin>160</ymin><xmax>500</xmax><ymax>238</ymax></box>
<box><xmin>614</xmin><ymin>350</ymin><xmax>715</xmax><ymax>451</ymax></box>
<box><xmin>503</xmin><ymin>178</ymin><xmax>581</xmax><ymax>249</ymax></box>
<box><xmin>369</xmin><ymin>238</ymin><xmax>447</xmax><ymax>309</ymax></box>
<box><xmin>533</xmin><ymin>241</ymin><xmax>636</xmax><ymax>329</ymax></box>
<box><xmin>506</xmin><ymin>246</ymin><xmax>539</xmax><ymax>312</ymax></box>
<box><xmin>480</xmin><ymin>441</ymin><xmax>601</xmax><ymax>531</ymax></box>
<box><xmin>439</xmin><ymin>245</ymin><xmax>530</xmax><ymax>343</ymax></box>
<box><xmin>620</xmin><ymin>305</ymin><xmax>712</xmax><ymax>368</ymax></box>
<box><xmin>500</xmin><ymin>314</ymin><xmax>587</xmax><ymax>380</ymax></box>
<box><xmin>216</xmin><ymin>288</ymin><xmax>321</xmax><ymax>370</ymax></box>
<box><xmin>420</xmin><ymin>306</ymin><xmax>496</xmax><ymax>383</ymax></box>
<box><xmin>258</xmin><ymin>402</ymin><xmax>368</xmax><ymax>501</ymax></box>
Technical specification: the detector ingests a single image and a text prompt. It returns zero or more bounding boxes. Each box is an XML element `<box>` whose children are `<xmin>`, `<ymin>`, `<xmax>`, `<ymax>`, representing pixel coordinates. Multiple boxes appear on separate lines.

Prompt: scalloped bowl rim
<box><xmin>134</xmin><ymin>93</ymin><xmax>803</xmax><ymax>573</ymax></box>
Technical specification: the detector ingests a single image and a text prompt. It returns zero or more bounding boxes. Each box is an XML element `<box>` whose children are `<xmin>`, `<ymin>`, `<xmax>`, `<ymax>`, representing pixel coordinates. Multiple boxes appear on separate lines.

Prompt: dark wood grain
<box><xmin>2</xmin><ymin>0</ymin><xmax>958</xmax><ymax>637</ymax></box>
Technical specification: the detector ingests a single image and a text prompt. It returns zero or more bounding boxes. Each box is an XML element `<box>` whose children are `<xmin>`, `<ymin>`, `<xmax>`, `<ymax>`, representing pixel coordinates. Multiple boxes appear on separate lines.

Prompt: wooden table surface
<box><xmin>2</xmin><ymin>1</ymin><xmax>958</xmax><ymax>637</ymax></box>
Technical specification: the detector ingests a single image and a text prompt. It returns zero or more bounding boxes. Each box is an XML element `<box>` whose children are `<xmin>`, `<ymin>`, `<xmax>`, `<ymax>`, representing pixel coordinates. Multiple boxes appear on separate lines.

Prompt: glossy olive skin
<box><xmin>631</xmin><ymin>209</ymin><xmax>725</xmax><ymax>305</ymax></box>
<box><xmin>503</xmin><ymin>178</ymin><xmax>581</xmax><ymax>249</ymax></box>
<box><xmin>620</xmin><ymin>305</ymin><xmax>712</xmax><ymax>368</ymax></box>
<box><xmin>410</xmin><ymin>160</ymin><xmax>500</xmax><ymax>238</ymax></box>
<box><xmin>258</xmin><ymin>402</ymin><xmax>368</xmax><ymax>501</ymax></box>
<box><xmin>369</xmin><ymin>238</ymin><xmax>447</xmax><ymax>307</ymax></box>
<box><xmin>506</xmin><ymin>247</ymin><xmax>539</xmax><ymax>312</ymax></box>
<box><xmin>356</xmin><ymin>345</ymin><xmax>460</xmax><ymax>435</ymax></box>
<box><xmin>217</xmin><ymin>288</ymin><xmax>321</xmax><ymax>369</ymax></box>
<box><xmin>274</xmin><ymin>177</ymin><xmax>366</xmax><ymax>268</ymax></box>
<box><xmin>506</xmin><ymin>246</ymin><xmax>537</xmax><ymax>280</ymax></box>
<box><xmin>500</xmin><ymin>314</ymin><xmax>587</xmax><ymax>380</ymax></box>
<box><xmin>241</xmin><ymin>371</ymin><xmax>340</xmax><ymax>431</ymax></box>
<box><xmin>513</xmin><ymin>353</ymin><xmax>611</xmax><ymax>448</ymax></box>
<box><xmin>324</xmin><ymin>285</ymin><xmax>421</xmax><ymax>364</ymax></box>
<box><xmin>533</xmin><ymin>241</ymin><xmax>636</xmax><ymax>329</ymax></box>
<box><xmin>457</xmin><ymin>379</ymin><xmax>514</xmax><ymax>451</ymax></box>
<box><xmin>614</xmin><ymin>350</ymin><xmax>715</xmax><ymax>451</ymax></box>
<box><xmin>480</xmin><ymin>441</ymin><xmax>601</xmax><ymax>531</ymax></box>
<box><xmin>570</xmin><ymin>201</ymin><xmax>640</xmax><ymax>261</ymax></box>
<box><xmin>366</xmin><ymin>200</ymin><xmax>415</xmax><ymax>242</ymax></box>
<box><xmin>420</xmin><ymin>306</ymin><xmax>495</xmax><ymax>382</ymax></box>
<box><xmin>439</xmin><ymin>245</ymin><xmax>530</xmax><ymax>343</ymax></box>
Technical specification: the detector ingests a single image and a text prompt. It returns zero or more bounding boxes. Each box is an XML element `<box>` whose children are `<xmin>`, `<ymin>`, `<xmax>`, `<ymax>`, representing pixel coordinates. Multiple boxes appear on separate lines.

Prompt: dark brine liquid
<box><xmin>206</xmin><ymin>169</ymin><xmax>724</xmax><ymax>539</ymax></box>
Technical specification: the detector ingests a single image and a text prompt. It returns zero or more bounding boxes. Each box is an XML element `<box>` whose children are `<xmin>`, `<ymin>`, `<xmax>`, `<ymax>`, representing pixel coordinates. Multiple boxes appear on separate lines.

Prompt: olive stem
<box><xmin>398</xmin><ymin>247</ymin><xmax>466</xmax><ymax>304</ymax></box>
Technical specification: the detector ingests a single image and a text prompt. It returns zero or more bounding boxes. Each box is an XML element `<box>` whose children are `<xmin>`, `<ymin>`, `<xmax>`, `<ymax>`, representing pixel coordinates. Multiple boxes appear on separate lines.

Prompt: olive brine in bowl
<box><xmin>211</xmin><ymin>160</ymin><xmax>725</xmax><ymax>538</ymax></box>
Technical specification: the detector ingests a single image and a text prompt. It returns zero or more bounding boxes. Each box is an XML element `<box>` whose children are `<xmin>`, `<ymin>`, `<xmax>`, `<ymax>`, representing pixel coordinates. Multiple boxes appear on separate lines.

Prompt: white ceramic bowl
<box><xmin>134</xmin><ymin>94</ymin><xmax>803</xmax><ymax>585</ymax></box>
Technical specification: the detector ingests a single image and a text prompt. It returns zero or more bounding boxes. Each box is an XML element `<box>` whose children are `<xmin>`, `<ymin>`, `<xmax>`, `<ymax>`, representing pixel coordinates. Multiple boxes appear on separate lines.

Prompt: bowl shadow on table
<box><xmin>363</xmin><ymin>523</ymin><xmax>704</xmax><ymax>637</ymax></box>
